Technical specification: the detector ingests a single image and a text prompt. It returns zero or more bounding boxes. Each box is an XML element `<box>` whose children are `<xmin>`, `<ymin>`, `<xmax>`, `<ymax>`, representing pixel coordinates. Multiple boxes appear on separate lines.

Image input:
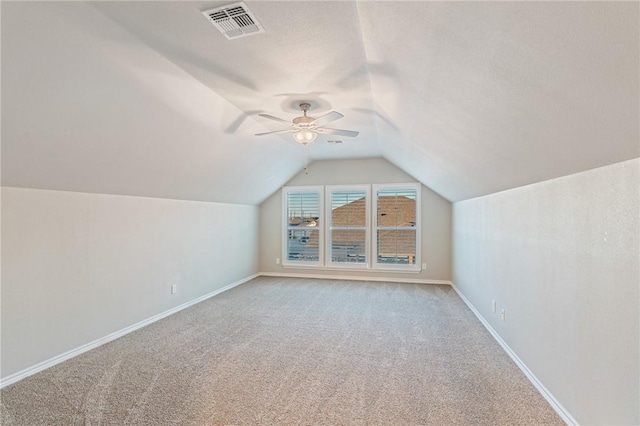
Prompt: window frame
<box><xmin>325</xmin><ymin>184</ymin><xmax>371</xmax><ymax>269</ymax></box>
<box><xmin>281</xmin><ymin>183</ymin><xmax>421</xmax><ymax>272</ymax></box>
<box><xmin>282</xmin><ymin>186</ymin><xmax>324</xmax><ymax>268</ymax></box>
<box><xmin>372</xmin><ymin>183</ymin><xmax>421</xmax><ymax>272</ymax></box>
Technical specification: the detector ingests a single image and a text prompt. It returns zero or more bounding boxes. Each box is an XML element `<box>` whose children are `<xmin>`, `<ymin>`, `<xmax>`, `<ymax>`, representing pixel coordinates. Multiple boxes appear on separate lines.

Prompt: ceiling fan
<box><xmin>255</xmin><ymin>103</ymin><xmax>359</xmax><ymax>145</ymax></box>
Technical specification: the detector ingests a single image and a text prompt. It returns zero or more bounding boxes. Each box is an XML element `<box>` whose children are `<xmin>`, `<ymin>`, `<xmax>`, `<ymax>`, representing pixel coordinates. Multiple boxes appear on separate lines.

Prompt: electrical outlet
<box><xmin>492</xmin><ymin>300</ymin><xmax>496</xmax><ymax>313</ymax></box>
<box><xmin>422</xmin><ymin>263</ymin><xmax>427</xmax><ymax>270</ymax></box>
<box><xmin>501</xmin><ymin>308</ymin><xmax>506</xmax><ymax>321</ymax></box>
<box><xmin>276</xmin><ymin>258</ymin><xmax>280</xmax><ymax>265</ymax></box>
<box><xmin>171</xmin><ymin>284</ymin><xmax>177</xmax><ymax>294</ymax></box>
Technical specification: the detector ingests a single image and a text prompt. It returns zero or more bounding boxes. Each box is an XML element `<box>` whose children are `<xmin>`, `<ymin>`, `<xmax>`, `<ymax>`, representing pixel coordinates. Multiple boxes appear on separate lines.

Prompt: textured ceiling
<box><xmin>2</xmin><ymin>1</ymin><xmax>638</xmax><ymax>204</ymax></box>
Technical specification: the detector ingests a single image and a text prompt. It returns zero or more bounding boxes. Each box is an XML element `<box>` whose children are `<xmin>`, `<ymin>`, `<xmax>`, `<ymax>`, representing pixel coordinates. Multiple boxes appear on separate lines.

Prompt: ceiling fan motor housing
<box><xmin>293</xmin><ymin>103</ymin><xmax>316</xmax><ymax>127</ymax></box>
<box><xmin>293</xmin><ymin>116</ymin><xmax>315</xmax><ymax>127</ymax></box>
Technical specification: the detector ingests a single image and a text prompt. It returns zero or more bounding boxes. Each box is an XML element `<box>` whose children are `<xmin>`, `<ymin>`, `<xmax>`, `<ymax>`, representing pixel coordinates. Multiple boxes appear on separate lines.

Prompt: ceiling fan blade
<box><xmin>225</xmin><ymin>110</ymin><xmax>263</xmax><ymax>134</ymax></box>
<box><xmin>318</xmin><ymin>128</ymin><xmax>359</xmax><ymax>137</ymax></box>
<box><xmin>258</xmin><ymin>113</ymin><xmax>292</xmax><ymax>125</ymax></box>
<box><xmin>255</xmin><ymin>129</ymin><xmax>292</xmax><ymax>136</ymax></box>
<box><xmin>312</xmin><ymin>111</ymin><xmax>343</xmax><ymax>127</ymax></box>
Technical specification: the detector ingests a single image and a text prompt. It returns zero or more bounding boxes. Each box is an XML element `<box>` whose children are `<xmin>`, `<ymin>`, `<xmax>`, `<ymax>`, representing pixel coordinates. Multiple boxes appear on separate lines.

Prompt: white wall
<box><xmin>1</xmin><ymin>187</ymin><xmax>258</xmax><ymax>379</ymax></box>
<box><xmin>259</xmin><ymin>158</ymin><xmax>452</xmax><ymax>281</ymax></box>
<box><xmin>452</xmin><ymin>159</ymin><xmax>639</xmax><ymax>425</ymax></box>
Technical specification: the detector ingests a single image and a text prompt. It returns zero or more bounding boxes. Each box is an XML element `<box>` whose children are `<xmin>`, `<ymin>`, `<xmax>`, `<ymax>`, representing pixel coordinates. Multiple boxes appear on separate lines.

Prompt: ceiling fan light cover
<box><xmin>293</xmin><ymin>130</ymin><xmax>318</xmax><ymax>145</ymax></box>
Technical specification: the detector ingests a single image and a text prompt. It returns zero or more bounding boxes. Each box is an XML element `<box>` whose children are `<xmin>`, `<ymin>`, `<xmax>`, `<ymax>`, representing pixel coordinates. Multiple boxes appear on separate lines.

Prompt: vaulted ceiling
<box><xmin>2</xmin><ymin>1</ymin><xmax>638</xmax><ymax>204</ymax></box>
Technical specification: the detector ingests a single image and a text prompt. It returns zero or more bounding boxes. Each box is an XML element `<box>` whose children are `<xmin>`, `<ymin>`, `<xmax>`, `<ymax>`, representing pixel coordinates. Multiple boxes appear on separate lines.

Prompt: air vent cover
<box><xmin>202</xmin><ymin>2</ymin><xmax>264</xmax><ymax>40</ymax></box>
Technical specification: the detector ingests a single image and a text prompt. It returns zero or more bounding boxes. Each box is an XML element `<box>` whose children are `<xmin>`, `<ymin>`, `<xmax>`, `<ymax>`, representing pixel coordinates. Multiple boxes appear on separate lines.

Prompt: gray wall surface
<box><xmin>452</xmin><ymin>159</ymin><xmax>639</xmax><ymax>425</ymax></box>
<box><xmin>259</xmin><ymin>158</ymin><xmax>452</xmax><ymax>281</ymax></box>
<box><xmin>1</xmin><ymin>187</ymin><xmax>259</xmax><ymax>378</ymax></box>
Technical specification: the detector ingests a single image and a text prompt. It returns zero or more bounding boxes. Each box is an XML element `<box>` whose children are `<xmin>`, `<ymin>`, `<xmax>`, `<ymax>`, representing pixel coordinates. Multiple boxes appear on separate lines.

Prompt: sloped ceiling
<box><xmin>2</xmin><ymin>1</ymin><xmax>638</xmax><ymax>204</ymax></box>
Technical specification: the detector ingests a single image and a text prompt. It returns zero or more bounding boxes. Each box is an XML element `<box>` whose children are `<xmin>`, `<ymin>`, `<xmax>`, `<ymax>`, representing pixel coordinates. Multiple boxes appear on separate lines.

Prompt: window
<box><xmin>326</xmin><ymin>185</ymin><xmax>370</xmax><ymax>266</ymax></box>
<box><xmin>282</xmin><ymin>183</ymin><xmax>420</xmax><ymax>271</ymax></box>
<box><xmin>282</xmin><ymin>186</ymin><xmax>323</xmax><ymax>267</ymax></box>
<box><xmin>373</xmin><ymin>184</ymin><xmax>420</xmax><ymax>270</ymax></box>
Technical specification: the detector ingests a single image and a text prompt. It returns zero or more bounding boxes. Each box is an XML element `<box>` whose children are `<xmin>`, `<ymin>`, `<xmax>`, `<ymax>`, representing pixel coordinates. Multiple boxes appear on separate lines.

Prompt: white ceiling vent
<box><xmin>202</xmin><ymin>2</ymin><xmax>264</xmax><ymax>40</ymax></box>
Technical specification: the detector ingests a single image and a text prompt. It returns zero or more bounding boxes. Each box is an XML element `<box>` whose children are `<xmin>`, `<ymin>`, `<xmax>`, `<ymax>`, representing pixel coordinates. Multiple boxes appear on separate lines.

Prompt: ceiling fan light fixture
<box><xmin>292</xmin><ymin>129</ymin><xmax>318</xmax><ymax>145</ymax></box>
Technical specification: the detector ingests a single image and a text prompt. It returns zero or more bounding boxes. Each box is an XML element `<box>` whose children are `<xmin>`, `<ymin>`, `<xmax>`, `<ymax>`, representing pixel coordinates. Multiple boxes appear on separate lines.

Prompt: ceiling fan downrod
<box><xmin>299</xmin><ymin>102</ymin><xmax>311</xmax><ymax>115</ymax></box>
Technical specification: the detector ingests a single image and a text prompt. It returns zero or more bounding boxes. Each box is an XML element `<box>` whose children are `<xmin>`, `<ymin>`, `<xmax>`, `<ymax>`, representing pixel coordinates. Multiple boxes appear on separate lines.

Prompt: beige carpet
<box><xmin>1</xmin><ymin>277</ymin><xmax>563</xmax><ymax>425</ymax></box>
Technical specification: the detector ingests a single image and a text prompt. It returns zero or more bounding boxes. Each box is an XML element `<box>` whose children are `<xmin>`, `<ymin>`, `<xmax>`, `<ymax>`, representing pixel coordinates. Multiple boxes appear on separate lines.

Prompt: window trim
<box><xmin>282</xmin><ymin>185</ymin><xmax>324</xmax><ymax>268</ymax></box>
<box><xmin>281</xmin><ymin>183</ymin><xmax>421</xmax><ymax>272</ymax></box>
<box><xmin>372</xmin><ymin>183</ymin><xmax>421</xmax><ymax>272</ymax></box>
<box><xmin>325</xmin><ymin>184</ymin><xmax>371</xmax><ymax>269</ymax></box>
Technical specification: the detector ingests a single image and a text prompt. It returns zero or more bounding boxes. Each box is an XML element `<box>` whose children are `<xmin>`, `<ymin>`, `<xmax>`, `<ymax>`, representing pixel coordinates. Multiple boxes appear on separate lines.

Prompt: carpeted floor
<box><xmin>0</xmin><ymin>277</ymin><xmax>563</xmax><ymax>425</ymax></box>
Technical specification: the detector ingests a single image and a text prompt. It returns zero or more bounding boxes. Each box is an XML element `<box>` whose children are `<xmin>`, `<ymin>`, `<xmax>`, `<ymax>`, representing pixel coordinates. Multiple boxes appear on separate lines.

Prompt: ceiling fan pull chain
<box><xmin>304</xmin><ymin>144</ymin><xmax>309</xmax><ymax>175</ymax></box>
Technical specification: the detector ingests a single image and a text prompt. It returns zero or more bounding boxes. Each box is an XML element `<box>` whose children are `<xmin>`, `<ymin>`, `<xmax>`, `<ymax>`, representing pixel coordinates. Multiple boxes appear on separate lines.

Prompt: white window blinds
<box><xmin>283</xmin><ymin>187</ymin><xmax>323</xmax><ymax>266</ymax></box>
<box><xmin>327</xmin><ymin>186</ymin><xmax>369</xmax><ymax>265</ymax></box>
<box><xmin>374</xmin><ymin>185</ymin><xmax>420</xmax><ymax>268</ymax></box>
<box><xmin>282</xmin><ymin>183</ymin><xmax>420</xmax><ymax>271</ymax></box>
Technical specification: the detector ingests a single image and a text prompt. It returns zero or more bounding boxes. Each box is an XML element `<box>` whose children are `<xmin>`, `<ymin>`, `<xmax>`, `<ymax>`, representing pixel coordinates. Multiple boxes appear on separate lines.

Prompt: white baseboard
<box><xmin>0</xmin><ymin>273</ymin><xmax>258</xmax><ymax>389</ymax></box>
<box><xmin>449</xmin><ymin>282</ymin><xmax>578</xmax><ymax>426</ymax></box>
<box><xmin>3</xmin><ymin>273</ymin><xmax>576</xmax><ymax>426</ymax></box>
<box><xmin>259</xmin><ymin>271</ymin><xmax>452</xmax><ymax>285</ymax></box>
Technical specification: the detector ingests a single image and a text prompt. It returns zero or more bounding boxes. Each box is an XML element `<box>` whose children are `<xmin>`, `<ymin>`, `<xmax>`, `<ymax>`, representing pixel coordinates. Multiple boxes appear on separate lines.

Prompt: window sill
<box><xmin>281</xmin><ymin>264</ymin><xmax>422</xmax><ymax>274</ymax></box>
